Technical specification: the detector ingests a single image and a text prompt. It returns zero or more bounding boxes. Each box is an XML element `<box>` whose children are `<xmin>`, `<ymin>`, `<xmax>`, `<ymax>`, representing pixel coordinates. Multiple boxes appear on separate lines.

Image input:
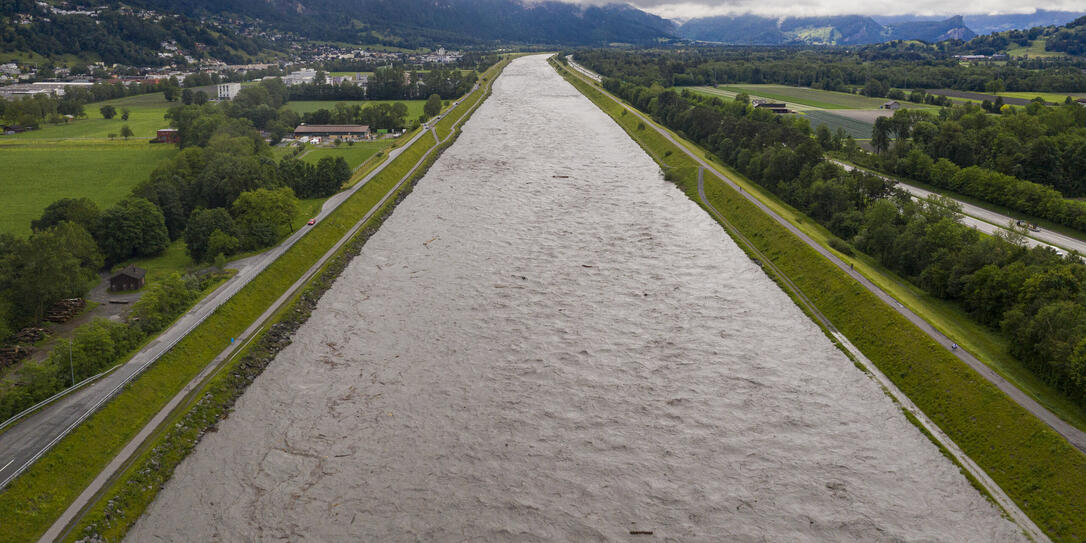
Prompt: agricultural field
<box><xmin>7</xmin><ymin>92</ymin><xmax>173</xmax><ymax>141</ymax></box>
<box><xmin>800</xmin><ymin>110</ymin><xmax>881</xmax><ymax>140</ymax></box>
<box><xmin>301</xmin><ymin>141</ymin><xmax>391</xmax><ymax>170</ymax></box>
<box><xmin>0</xmin><ymin>141</ymin><xmax>177</xmax><ymax>236</ymax></box>
<box><xmin>718</xmin><ymin>84</ymin><xmax>923</xmax><ymax>110</ymax></box>
<box><xmin>284</xmin><ymin>99</ymin><xmax>427</xmax><ymax>118</ymax></box>
<box><xmin>998</xmin><ymin>91</ymin><xmax>1086</xmax><ymax>103</ymax></box>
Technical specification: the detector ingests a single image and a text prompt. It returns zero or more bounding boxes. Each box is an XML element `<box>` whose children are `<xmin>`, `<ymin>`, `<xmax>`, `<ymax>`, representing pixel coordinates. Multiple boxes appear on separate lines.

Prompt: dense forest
<box><xmin>575</xmin><ymin>48</ymin><xmax>1086</xmax><ymax>93</ymax></box>
<box><xmin>591</xmin><ymin>73</ymin><xmax>1086</xmax><ymax>409</ymax></box>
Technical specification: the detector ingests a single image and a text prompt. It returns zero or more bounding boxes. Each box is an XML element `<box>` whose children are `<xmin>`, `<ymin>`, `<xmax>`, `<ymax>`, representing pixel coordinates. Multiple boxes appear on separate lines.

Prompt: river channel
<box><xmin>127</xmin><ymin>55</ymin><xmax>1024</xmax><ymax>542</ymax></box>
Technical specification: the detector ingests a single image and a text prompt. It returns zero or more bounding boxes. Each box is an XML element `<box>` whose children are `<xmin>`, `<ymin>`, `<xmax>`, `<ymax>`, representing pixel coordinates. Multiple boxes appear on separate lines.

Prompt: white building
<box><xmin>0</xmin><ymin>81</ymin><xmax>92</xmax><ymax>99</ymax></box>
<box><xmin>282</xmin><ymin>69</ymin><xmax>317</xmax><ymax>86</ymax></box>
<box><xmin>217</xmin><ymin>82</ymin><xmax>241</xmax><ymax>100</ymax></box>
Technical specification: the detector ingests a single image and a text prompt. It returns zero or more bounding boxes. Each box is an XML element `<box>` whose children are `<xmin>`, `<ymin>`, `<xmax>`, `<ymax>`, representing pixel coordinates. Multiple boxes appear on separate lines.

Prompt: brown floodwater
<box><xmin>127</xmin><ymin>55</ymin><xmax>1025</xmax><ymax>542</ymax></box>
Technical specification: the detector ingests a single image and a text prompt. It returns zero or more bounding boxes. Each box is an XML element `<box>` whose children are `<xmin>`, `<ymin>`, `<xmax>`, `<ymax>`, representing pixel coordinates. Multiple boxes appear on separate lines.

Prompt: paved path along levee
<box><xmin>565</xmin><ymin>57</ymin><xmax>1086</xmax><ymax>455</ymax></box>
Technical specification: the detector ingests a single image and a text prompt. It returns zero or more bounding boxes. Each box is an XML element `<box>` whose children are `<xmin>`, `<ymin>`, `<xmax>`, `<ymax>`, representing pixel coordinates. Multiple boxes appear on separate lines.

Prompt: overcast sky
<box><xmin>555</xmin><ymin>1</ymin><xmax>1086</xmax><ymax>20</ymax></box>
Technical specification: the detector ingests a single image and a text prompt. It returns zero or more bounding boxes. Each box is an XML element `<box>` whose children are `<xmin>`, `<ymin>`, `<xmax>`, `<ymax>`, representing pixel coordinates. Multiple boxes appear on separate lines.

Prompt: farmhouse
<box><xmin>109</xmin><ymin>266</ymin><xmax>146</xmax><ymax>292</ymax></box>
<box><xmin>156</xmin><ymin>128</ymin><xmax>180</xmax><ymax>144</ymax></box>
<box><xmin>293</xmin><ymin>124</ymin><xmax>371</xmax><ymax>141</ymax></box>
<box><xmin>882</xmin><ymin>100</ymin><xmax>901</xmax><ymax>110</ymax></box>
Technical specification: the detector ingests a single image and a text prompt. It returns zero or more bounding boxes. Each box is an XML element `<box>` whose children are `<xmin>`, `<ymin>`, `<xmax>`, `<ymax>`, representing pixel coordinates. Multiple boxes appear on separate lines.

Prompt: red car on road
<box><xmin>307</xmin><ymin>218</ymin><xmax>317</xmax><ymax>225</ymax></box>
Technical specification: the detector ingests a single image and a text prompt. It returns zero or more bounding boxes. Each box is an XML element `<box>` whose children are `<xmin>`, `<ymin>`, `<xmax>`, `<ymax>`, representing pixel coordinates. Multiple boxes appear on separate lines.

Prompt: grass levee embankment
<box><xmin>555</xmin><ymin>59</ymin><xmax>1086</xmax><ymax>542</ymax></box>
<box><xmin>0</xmin><ymin>58</ymin><xmax>508</xmax><ymax>543</ymax></box>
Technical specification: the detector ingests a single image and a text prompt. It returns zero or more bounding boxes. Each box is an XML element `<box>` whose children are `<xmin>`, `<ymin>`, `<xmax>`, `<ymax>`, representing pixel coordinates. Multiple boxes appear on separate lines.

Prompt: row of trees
<box><xmin>601</xmin><ymin>76</ymin><xmax>1086</xmax><ymax>407</ymax></box>
<box><xmin>287</xmin><ymin>66</ymin><xmax>477</xmax><ymax>102</ymax></box>
<box><xmin>300</xmin><ymin>101</ymin><xmax>412</xmax><ymax>130</ymax></box>
<box><xmin>575</xmin><ymin>48</ymin><xmax>1086</xmax><ymax>95</ymax></box>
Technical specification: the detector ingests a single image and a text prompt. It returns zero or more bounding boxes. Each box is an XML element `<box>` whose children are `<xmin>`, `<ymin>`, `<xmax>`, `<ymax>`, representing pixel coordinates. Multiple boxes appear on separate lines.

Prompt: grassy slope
<box><xmin>556</xmin><ymin>60</ymin><xmax>1086</xmax><ymax>542</ymax></box>
<box><xmin>0</xmin><ymin>60</ymin><xmax>508</xmax><ymax>543</ymax></box>
<box><xmin>1007</xmin><ymin>39</ymin><xmax>1063</xmax><ymax>58</ymax></box>
<box><xmin>0</xmin><ymin>142</ymin><xmax>177</xmax><ymax>236</ymax></box>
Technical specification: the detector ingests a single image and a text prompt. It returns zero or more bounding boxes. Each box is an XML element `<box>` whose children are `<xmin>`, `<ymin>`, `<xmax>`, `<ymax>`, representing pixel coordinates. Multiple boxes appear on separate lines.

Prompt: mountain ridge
<box><xmin>675</xmin><ymin>14</ymin><xmax>975</xmax><ymax>45</ymax></box>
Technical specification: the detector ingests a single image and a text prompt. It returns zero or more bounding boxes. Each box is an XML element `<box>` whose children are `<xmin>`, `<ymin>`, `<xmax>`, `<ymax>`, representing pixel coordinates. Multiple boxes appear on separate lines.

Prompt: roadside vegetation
<box><xmin>554</xmin><ymin>58</ymin><xmax>1086</xmax><ymax>542</ymax></box>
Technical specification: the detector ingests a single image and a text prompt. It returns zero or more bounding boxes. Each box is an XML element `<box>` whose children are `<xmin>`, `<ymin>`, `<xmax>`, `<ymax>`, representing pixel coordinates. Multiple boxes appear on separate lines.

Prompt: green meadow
<box><xmin>0</xmin><ymin>141</ymin><xmax>177</xmax><ymax>235</ymax></box>
<box><xmin>8</xmin><ymin>92</ymin><xmax>173</xmax><ymax>141</ymax></box>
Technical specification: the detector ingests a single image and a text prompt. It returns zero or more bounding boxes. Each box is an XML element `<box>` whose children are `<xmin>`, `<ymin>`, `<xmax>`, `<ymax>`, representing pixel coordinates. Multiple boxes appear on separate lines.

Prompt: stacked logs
<box><xmin>45</xmin><ymin>298</ymin><xmax>86</xmax><ymax>323</ymax></box>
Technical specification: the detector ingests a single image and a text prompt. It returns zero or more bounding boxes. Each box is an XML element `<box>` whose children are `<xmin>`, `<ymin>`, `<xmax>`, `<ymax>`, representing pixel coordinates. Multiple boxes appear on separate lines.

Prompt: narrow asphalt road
<box><xmin>832</xmin><ymin>160</ymin><xmax>1086</xmax><ymax>255</ymax></box>
<box><xmin>0</xmin><ymin>92</ymin><xmax>475</xmax><ymax>491</ymax></box>
<box><xmin>564</xmin><ymin>57</ymin><xmax>1086</xmax><ymax>455</ymax></box>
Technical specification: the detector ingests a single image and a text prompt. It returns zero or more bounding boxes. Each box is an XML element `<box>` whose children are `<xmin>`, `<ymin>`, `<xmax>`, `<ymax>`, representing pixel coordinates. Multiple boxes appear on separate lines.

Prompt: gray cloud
<box><xmin>552</xmin><ymin>0</ymin><xmax>1086</xmax><ymax>20</ymax></box>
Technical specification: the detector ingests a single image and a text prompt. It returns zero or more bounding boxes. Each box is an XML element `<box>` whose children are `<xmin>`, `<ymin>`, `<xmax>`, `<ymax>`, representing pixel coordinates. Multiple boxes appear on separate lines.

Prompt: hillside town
<box><xmin>0</xmin><ymin>42</ymin><xmax>464</xmax><ymax>99</ymax></box>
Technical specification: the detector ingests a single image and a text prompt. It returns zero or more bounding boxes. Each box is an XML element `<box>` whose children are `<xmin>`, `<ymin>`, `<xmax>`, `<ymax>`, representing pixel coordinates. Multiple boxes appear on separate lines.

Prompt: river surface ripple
<box><xmin>127</xmin><ymin>55</ymin><xmax>1024</xmax><ymax>542</ymax></box>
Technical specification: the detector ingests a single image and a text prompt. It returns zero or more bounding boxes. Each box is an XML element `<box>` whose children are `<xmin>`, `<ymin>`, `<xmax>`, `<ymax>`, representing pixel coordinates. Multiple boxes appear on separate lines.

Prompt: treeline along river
<box><xmin>128</xmin><ymin>55</ymin><xmax>1024</xmax><ymax>541</ymax></box>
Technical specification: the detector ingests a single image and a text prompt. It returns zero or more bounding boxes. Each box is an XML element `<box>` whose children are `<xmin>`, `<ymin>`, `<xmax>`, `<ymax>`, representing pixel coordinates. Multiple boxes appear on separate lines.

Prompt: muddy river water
<box><xmin>128</xmin><ymin>55</ymin><xmax>1024</xmax><ymax>542</ymax></box>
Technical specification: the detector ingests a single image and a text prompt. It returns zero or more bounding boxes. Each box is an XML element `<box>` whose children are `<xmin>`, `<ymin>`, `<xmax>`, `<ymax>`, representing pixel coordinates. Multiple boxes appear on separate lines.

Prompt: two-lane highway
<box><xmin>0</xmin><ymin>96</ymin><xmax>470</xmax><ymax>490</ymax></box>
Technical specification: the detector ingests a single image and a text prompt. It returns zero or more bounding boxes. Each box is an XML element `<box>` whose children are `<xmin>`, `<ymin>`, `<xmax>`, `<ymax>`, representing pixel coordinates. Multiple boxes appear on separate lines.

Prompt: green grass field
<box><xmin>556</xmin><ymin>60</ymin><xmax>1086</xmax><ymax>542</ymax></box>
<box><xmin>801</xmin><ymin>110</ymin><xmax>875</xmax><ymax>140</ymax></box>
<box><xmin>0</xmin><ymin>142</ymin><xmax>177</xmax><ymax>236</ymax></box>
<box><xmin>7</xmin><ymin>92</ymin><xmax>172</xmax><ymax>141</ymax></box>
<box><xmin>719</xmin><ymin>84</ymin><xmax>908</xmax><ymax>110</ymax></box>
<box><xmin>301</xmin><ymin>141</ymin><xmax>391</xmax><ymax>170</ymax></box>
<box><xmin>285</xmin><ymin>99</ymin><xmax>427</xmax><ymax>119</ymax></box>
